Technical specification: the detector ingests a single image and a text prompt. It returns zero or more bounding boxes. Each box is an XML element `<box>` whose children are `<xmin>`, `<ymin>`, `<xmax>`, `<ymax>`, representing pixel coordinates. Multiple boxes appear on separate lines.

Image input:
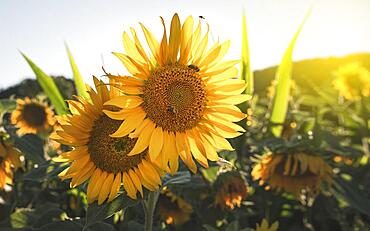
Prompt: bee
<box><xmin>167</xmin><ymin>105</ymin><xmax>177</xmax><ymax>115</ymax></box>
<box><xmin>188</xmin><ymin>64</ymin><xmax>200</xmax><ymax>72</ymax></box>
<box><xmin>199</xmin><ymin>16</ymin><xmax>205</xmax><ymax>20</ymax></box>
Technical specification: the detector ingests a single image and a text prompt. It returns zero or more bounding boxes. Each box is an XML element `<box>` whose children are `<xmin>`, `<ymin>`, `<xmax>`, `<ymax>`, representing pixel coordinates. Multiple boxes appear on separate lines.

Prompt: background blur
<box><xmin>1</xmin><ymin>0</ymin><xmax>370</xmax><ymax>88</ymax></box>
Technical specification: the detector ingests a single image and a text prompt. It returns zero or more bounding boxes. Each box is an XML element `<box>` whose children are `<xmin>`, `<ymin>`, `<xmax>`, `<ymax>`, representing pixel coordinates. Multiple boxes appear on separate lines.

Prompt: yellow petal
<box><xmin>110</xmin><ymin>109</ymin><xmax>146</xmax><ymax>138</ymax></box>
<box><xmin>179</xmin><ymin>16</ymin><xmax>194</xmax><ymax>64</ymax></box>
<box><xmin>108</xmin><ymin>173</ymin><xmax>122</xmax><ymax>202</ymax></box>
<box><xmin>128</xmin><ymin>169</ymin><xmax>143</xmax><ymax>197</ymax></box>
<box><xmin>140</xmin><ymin>23</ymin><xmax>160</xmax><ymax>63</ymax></box>
<box><xmin>98</xmin><ymin>173</ymin><xmax>114</xmax><ymax>205</ymax></box>
<box><xmin>149</xmin><ymin>126</ymin><xmax>164</xmax><ymax>161</ymax></box>
<box><xmin>122</xmin><ymin>172</ymin><xmax>137</xmax><ymax>199</ymax></box>
<box><xmin>159</xmin><ymin>16</ymin><xmax>168</xmax><ymax>66</ymax></box>
<box><xmin>104</xmin><ymin>95</ymin><xmax>143</xmax><ymax>109</ymax></box>
<box><xmin>128</xmin><ymin>120</ymin><xmax>155</xmax><ymax>156</ymax></box>
<box><xmin>168</xmin><ymin>13</ymin><xmax>181</xmax><ymax>63</ymax></box>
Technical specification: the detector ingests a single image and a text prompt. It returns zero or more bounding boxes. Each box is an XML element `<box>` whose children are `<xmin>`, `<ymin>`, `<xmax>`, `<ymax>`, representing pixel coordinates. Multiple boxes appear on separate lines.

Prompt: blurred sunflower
<box><xmin>252</xmin><ymin>152</ymin><xmax>332</xmax><ymax>199</ymax></box>
<box><xmin>333</xmin><ymin>62</ymin><xmax>370</xmax><ymax>101</ymax></box>
<box><xmin>11</xmin><ymin>97</ymin><xmax>55</xmax><ymax>136</ymax></box>
<box><xmin>0</xmin><ymin>134</ymin><xmax>22</xmax><ymax>189</ymax></box>
<box><xmin>254</xmin><ymin>218</ymin><xmax>279</xmax><ymax>231</ymax></box>
<box><xmin>51</xmin><ymin>77</ymin><xmax>162</xmax><ymax>204</ymax></box>
<box><xmin>158</xmin><ymin>188</ymin><xmax>193</xmax><ymax>225</ymax></box>
<box><xmin>214</xmin><ymin>171</ymin><xmax>247</xmax><ymax>210</ymax></box>
<box><xmin>104</xmin><ymin>13</ymin><xmax>248</xmax><ymax>174</ymax></box>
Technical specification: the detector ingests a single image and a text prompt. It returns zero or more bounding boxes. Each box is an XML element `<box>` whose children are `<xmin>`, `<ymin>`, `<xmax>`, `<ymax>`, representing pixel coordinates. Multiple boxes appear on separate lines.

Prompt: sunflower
<box><xmin>251</xmin><ymin>152</ymin><xmax>332</xmax><ymax>199</ymax></box>
<box><xmin>0</xmin><ymin>134</ymin><xmax>22</xmax><ymax>189</ymax></box>
<box><xmin>214</xmin><ymin>171</ymin><xmax>248</xmax><ymax>210</ymax></box>
<box><xmin>333</xmin><ymin>62</ymin><xmax>370</xmax><ymax>101</ymax></box>
<box><xmin>104</xmin><ymin>14</ymin><xmax>248</xmax><ymax>174</ymax></box>
<box><xmin>51</xmin><ymin>77</ymin><xmax>162</xmax><ymax>204</ymax></box>
<box><xmin>158</xmin><ymin>188</ymin><xmax>193</xmax><ymax>225</ymax></box>
<box><xmin>11</xmin><ymin>97</ymin><xmax>55</xmax><ymax>136</ymax></box>
<box><xmin>254</xmin><ymin>219</ymin><xmax>279</xmax><ymax>231</ymax></box>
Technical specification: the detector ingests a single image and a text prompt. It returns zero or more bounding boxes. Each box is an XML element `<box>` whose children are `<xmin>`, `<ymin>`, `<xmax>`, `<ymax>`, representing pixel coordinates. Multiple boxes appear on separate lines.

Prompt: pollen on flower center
<box><xmin>88</xmin><ymin>115</ymin><xmax>146</xmax><ymax>173</ymax></box>
<box><xmin>22</xmin><ymin>103</ymin><xmax>47</xmax><ymax>126</ymax></box>
<box><xmin>142</xmin><ymin>64</ymin><xmax>207</xmax><ymax>132</ymax></box>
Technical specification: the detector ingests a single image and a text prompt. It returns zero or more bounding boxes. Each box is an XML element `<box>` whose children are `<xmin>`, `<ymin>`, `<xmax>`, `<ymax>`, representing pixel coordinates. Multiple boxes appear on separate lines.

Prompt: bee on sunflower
<box><xmin>251</xmin><ymin>152</ymin><xmax>333</xmax><ymax>200</ymax></box>
<box><xmin>332</xmin><ymin>62</ymin><xmax>370</xmax><ymax>101</ymax></box>
<box><xmin>11</xmin><ymin>97</ymin><xmax>55</xmax><ymax>136</ymax></box>
<box><xmin>51</xmin><ymin>77</ymin><xmax>162</xmax><ymax>204</ymax></box>
<box><xmin>0</xmin><ymin>133</ymin><xmax>22</xmax><ymax>190</ymax></box>
<box><xmin>158</xmin><ymin>188</ymin><xmax>193</xmax><ymax>226</ymax></box>
<box><xmin>103</xmin><ymin>13</ymin><xmax>248</xmax><ymax>174</ymax></box>
<box><xmin>214</xmin><ymin>171</ymin><xmax>248</xmax><ymax>210</ymax></box>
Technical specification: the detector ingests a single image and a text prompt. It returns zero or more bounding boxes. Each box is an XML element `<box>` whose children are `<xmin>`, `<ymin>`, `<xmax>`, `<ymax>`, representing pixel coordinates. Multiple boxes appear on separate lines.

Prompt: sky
<box><xmin>0</xmin><ymin>0</ymin><xmax>369</xmax><ymax>88</ymax></box>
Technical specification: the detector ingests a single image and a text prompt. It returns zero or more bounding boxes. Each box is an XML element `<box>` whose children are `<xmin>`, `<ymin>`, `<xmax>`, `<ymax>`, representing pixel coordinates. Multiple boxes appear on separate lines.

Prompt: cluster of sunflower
<box><xmin>0</xmin><ymin>13</ymin><xmax>369</xmax><ymax>231</ymax></box>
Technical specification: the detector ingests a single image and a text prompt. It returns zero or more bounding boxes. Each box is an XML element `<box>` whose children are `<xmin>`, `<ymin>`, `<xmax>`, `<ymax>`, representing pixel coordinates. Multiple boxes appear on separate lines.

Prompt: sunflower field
<box><xmin>0</xmin><ymin>11</ymin><xmax>370</xmax><ymax>231</ymax></box>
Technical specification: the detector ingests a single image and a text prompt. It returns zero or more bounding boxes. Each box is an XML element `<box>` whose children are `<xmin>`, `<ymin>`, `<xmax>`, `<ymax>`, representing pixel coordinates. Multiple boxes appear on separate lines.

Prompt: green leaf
<box><xmin>10</xmin><ymin>208</ymin><xmax>37</xmax><ymax>228</ymax></box>
<box><xmin>270</xmin><ymin>10</ymin><xmax>310</xmax><ymax>137</ymax></box>
<box><xmin>35</xmin><ymin>221</ymin><xmax>82</xmax><ymax>231</ymax></box>
<box><xmin>86</xmin><ymin>222</ymin><xmax>115</xmax><ymax>231</ymax></box>
<box><xmin>332</xmin><ymin>175</ymin><xmax>370</xmax><ymax>216</ymax></box>
<box><xmin>226</xmin><ymin>221</ymin><xmax>239</xmax><ymax>231</ymax></box>
<box><xmin>0</xmin><ymin>99</ymin><xmax>16</xmax><ymax>113</ymax></box>
<box><xmin>13</xmin><ymin>134</ymin><xmax>46</xmax><ymax>164</ymax></box>
<box><xmin>65</xmin><ymin>44</ymin><xmax>90</xmax><ymax>101</ymax></box>
<box><xmin>241</xmin><ymin>11</ymin><xmax>253</xmax><ymax>97</ymax></box>
<box><xmin>20</xmin><ymin>52</ymin><xmax>68</xmax><ymax>115</ymax></box>
<box><xmin>163</xmin><ymin>171</ymin><xmax>191</xmax><ymax>185</ymax></box>
<box><xmin>21</xmin><ymin>161</ymin><xmax>68</xmax><ymax>182</ymax></box>
<box><xmin>84</xmin><ymin>193</ymin><xmax>139</xmax><ymax>228</ymax></box>
<box><xmin>203</xmin><ymin>224</ymin><xmax>219</xmax><ymax>231</ymax></box>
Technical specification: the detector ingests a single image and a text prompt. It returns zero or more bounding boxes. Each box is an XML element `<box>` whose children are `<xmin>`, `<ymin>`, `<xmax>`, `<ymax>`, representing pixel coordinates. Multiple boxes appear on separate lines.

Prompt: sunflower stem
<box><xmin>143</xmin><ymin>190</ymin><xmax>160</xmax><ymax>231</ymax></box>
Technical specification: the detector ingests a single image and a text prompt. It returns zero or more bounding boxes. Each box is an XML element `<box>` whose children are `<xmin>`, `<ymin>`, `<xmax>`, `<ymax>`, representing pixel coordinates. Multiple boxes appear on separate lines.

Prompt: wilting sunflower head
<box><xmin>51</xmin><ymin>77</ymin><xmax>162</xmax><ymax>204</ymax></box>
<box><xmin>158</xmin><ymin>188</ymin><xmax>193</xmax><ymax>226</ymax></box>
<box><xmin>214</xmin><ymin>171</ymin><xmax>248</xmax><ymax>210</ymax></box>
<box><xmin>251</xmin><ymin>152</ymin><xmax>333</xmax><ymax>200</ymax></box>
<box><xmin>11</xmin><ymin>97</ymin><xmax>55</xmax><ymax>136</ymax></box>
<box><xmin>104</xmin><ymin>13</ymin><xmax>248</xmax><ymax>174</ymax></box>
<box><xmin>333</xmin><ymin>62</ymin><xmax>370</xmax><ymax>101</ymax></box>
<box><xmin>0</xmin><ymin>134</ymin><xmax>22</xmax><ymax>189</ymax></box>
<box><xmin>253</xmin><ymin>218</ymin><xmax>279</xmax><ymax>231</ymax></box>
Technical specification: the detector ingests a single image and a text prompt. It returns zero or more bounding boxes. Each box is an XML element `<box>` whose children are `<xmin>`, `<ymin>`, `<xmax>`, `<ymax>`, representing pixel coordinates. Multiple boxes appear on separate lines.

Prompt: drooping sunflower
<box><xmin>253</xmin><ymin>219</ymin><xmax>279</xmax><ymax>231</ymax></box>
<box><xmin>158</xmin><ymin>188</ymin><xmax>193</xmax><ymax>226</ymax></box>
<box><xmin>51</xmin><ymin>77</ymin><xmax>162</xmax><ymax>204</ymax></box>
<box><xmin>251</xmin><ymin>152</ymin><xmax>333</xmax><ymax>199</ymax></box>
<box><xmin>104</xmin><ymin>14</ymin><xmax>248</xmax><ymax>174</ymax></box>
<box><xmin>333</xmin><ymin>62</ymin><xmax>370</xmax><ymax>101</ymax></box>
<box><xmin>11</xmin><ymin>97</ymin><xmax>55</xmax><ymax>136</ymax></box>
<box><xmin>214</xmin><ymin>171</ymin><xmax>248</xmax><ymax>210</ymax></box>
<box><xmin>0</xmin><ymin>134</ymin><xmax>22</xmax><ymax>189</ymax></box>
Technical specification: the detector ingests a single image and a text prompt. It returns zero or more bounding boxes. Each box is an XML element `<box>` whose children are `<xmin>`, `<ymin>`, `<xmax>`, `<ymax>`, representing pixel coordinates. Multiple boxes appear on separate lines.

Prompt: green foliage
<box><xmin>20</xmin><ymin>53</ymin><xmax>68</xmax><ymax>115</ymax></box>
<box><xmin>241</xmin><ymin>11</ymin><xmax>253</xmax><ymax>97</ymax></box>
<box><xmin>0</xmin><ymin>99</ymin><xmax>16</xmax><ymax>113</ymax></box>
<box><xmin>270</xmin><ymin>11</ymin><xmax>309</xmax><ymax>137</ymax></box>
<box><xmin>65</xmin><ymin>44</ymin><xmax>90</xmax><ymax>101</ymax></box>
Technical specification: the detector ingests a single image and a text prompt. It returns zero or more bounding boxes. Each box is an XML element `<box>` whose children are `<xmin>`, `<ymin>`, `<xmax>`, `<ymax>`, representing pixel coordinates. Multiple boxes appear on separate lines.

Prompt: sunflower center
<box><xmin>22</xmin><ymin>103</ymin><xmax>47</xmax><ymax>127</ymax></box>
<box><xmin>88</xmin><ymin>115</ymin><xmax>146</xmax><ymax>173</ymax></box>
<box><xmin>142</xmin><ymin>64</ymin><xmax>207</xmax><ymax>132</ymax></box>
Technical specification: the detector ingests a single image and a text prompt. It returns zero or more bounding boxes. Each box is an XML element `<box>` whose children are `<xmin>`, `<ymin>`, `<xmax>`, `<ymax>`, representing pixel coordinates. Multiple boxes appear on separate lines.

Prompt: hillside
<box><xmin>0</xmin><ymin>76</ymin><xmax>76</xmax><ymax>99</ymax></box>
<box><xmin>254</xmin><ymin>53</ymin><xmax>370</xmax><ymax>94</ymax></box>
